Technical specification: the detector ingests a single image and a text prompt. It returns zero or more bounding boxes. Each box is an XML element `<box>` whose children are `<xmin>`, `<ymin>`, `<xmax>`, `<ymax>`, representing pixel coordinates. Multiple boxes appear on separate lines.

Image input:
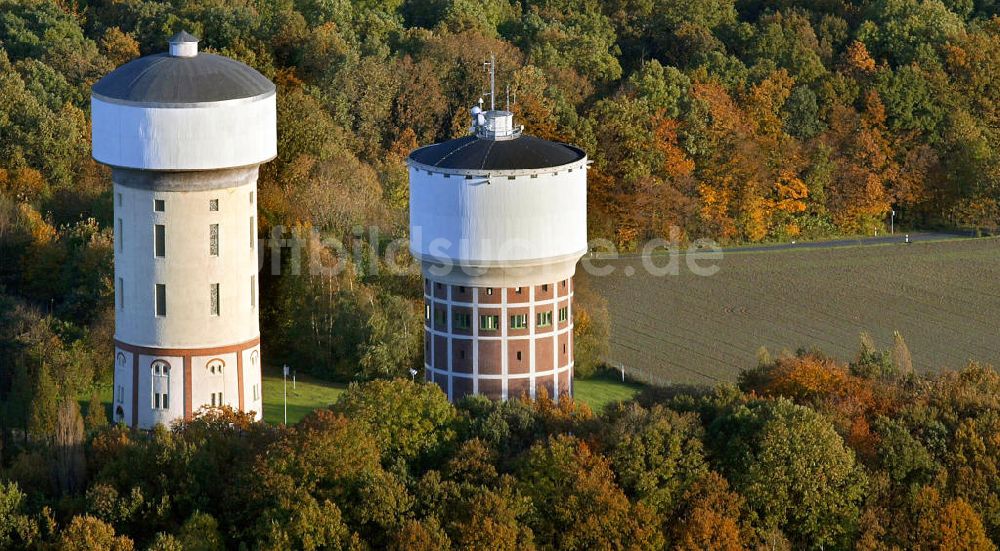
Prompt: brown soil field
<box><xmin>584</xmin><ymin>237</ymin><xmax>1000</xmax><ymax>385</ymax></box>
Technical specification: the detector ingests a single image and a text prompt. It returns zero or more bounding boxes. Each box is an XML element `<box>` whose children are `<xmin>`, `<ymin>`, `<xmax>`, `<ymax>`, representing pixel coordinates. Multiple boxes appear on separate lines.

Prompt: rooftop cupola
<box><xmin>168</xmin><ymin>30</ymin><xmax>199</xmax><ymax>58</ymax></box>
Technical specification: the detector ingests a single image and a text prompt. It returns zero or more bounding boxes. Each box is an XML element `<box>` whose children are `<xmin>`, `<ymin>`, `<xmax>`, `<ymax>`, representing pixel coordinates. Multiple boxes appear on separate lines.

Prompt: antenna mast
<box><xmin>483</xmin><ymin>53</ymin><xmax>496</xmax><ymax>111</ymax></box>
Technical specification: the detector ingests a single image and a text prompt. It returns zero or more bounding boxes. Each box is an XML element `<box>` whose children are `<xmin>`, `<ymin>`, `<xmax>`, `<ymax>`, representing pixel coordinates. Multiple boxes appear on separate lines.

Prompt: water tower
<box><xmin>91</xmin><ymin>32</ymin><xmax>275</xmax><ymax>428</ymax></box>
<box><xmin>408</xmin><ymin>57</ymin><xmax>588</xmax><ymax>401</ymax></box>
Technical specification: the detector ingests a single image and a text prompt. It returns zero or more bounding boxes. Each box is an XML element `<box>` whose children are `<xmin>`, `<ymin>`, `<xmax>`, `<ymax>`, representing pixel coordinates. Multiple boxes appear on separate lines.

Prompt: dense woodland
<box><xmin>2</xmin><ymin>0</ymin><xmax>1000</xmax><ymax>548</ymax></box>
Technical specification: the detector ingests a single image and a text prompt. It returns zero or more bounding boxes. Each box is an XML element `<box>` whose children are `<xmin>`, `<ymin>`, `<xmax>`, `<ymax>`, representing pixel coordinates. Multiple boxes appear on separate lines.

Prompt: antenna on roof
<box><xmin>483</xmin><ymin>53</ymin><xmax>496</xmax><ymax>112</ymax></box>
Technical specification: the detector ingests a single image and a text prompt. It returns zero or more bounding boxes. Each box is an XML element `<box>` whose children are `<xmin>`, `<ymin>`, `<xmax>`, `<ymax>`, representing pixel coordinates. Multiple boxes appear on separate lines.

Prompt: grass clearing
<box><xmin>574</xmin><ymin>373</ymin><xmax>644</xmax><ymax>412</ymax></box>
<box><xmin>262</xmin><ymin>369</ymin><xmax>346</xmax><ymax>424</ymax></box>
<box><xmin>586</xmin><ymin>237</ymin><xmax>1000</xmax><ymax>385</ymax></box>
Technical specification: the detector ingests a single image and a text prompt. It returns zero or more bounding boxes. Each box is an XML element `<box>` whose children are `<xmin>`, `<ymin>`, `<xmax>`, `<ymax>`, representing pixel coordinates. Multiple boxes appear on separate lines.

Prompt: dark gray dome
<box><xmin>91</xmin><ymin>52</ymin><xmax>275</xmax><ymax>105</ymax></box>
<box><xmin>409</xmin><ymin>135</ymin><xmax>585</xmax><ymax>171</ymax></box>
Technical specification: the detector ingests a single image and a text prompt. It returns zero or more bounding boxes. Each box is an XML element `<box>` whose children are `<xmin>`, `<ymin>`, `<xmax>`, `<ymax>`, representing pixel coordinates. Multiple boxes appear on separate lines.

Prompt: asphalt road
<box><xmin>717</xmin><ymin>231</ymin><xmax>976</xmax><ymax>254</ymax></box>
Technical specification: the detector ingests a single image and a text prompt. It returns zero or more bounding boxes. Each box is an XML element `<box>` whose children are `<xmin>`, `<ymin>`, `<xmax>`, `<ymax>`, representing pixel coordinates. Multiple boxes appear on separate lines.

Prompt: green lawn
<box><xmin>573</xmin><ymin>373</ymin><xmax>644</xmax><ymax>412</ymax></box>
<box><xmin>262</xmin><ymin>369</ymin><xmax>347</xmax><ymax>424</ymax></box>
<box><xmin>85</xmin><ymin>369</ymin><xmax>640</xmax><ymax>427</ymax></box>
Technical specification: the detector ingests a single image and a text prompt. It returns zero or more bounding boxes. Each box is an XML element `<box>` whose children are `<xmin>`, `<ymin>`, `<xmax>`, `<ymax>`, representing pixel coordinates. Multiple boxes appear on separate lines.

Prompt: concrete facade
<box><xmin>95</xmin><ymin>33</ymin><xmax>273</xmax><ymax>428</ymax></box>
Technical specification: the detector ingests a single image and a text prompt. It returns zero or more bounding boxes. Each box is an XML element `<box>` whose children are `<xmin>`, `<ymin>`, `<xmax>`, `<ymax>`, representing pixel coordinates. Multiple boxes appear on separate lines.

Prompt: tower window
<box><xmin>210</xmin><ymin>283</ymin><xmax>219</xmax><ymax>315</ymax></box>
<box><xmin>155</xmin><ymin>284</ymin><xmax>166</xmax><ymax>316</ymax></box>
<box><xmin>154</xmin><ymin>224</ymin><xmax>165</xmax><ymax>257</ymax></box>
<box><xmin>459</xmin><ymin>349</ymin><xmax>465</xmax><ymax>359</ymax></box>
<box><xmin>480</xmin><ymin>315</ymin><xmax>499</xmax><ymax>331</ymax></box>
<box><xmin>116</xmin><ymin>192</ymin><xmax>122</xmax><ymax>207</ymax></box>
<box><xmin>208</xmin><ymin>360</ymin><xmax>224</xmax><ymax>375</ymax></box>
<box><xmin>250</xmin><ymin>275</ymin><xmax>256</xmax><ymax>309</ymax></box>
<box><xmin>434</xmin><ymin>308</ymin><xmax>447</xmax><ymax>326</ymax></box>
<box><xmin>536</xmin><ymin>311</ymin><xmax>552</xmax><ymax>327</ymax></box>
<box><xmin>209</xmin><ymin>198</ymin><xmax>219</xmax><ymax>211</ymax></box>
<box><xmin>116</xmin><ymin>218</ymin><xmax>122</xmax><ymax>251</ymax></box>
<box><xmin>253</xmin><ymin>384</ymin><xmax>259</xmax><ymax>401</ymax></box>
<box><xmin>542</xmin><ymin>284</ymin><xmax>548</xmax><ymax>292</ymax></box>
<box><xmin>154</xmin><ymin>199</ymin><xmax>164</xmax><ymax>212</ymax></box>
<box><xmin>249</xmin><ymin>216</ymin><xmax>255</xmax><ymax>249</ymax></box>
<box><xmin>486</xmin><ymin>288</ymin><xmax>493</xmax><ymax>295</ymax></box>
<box><xmin>510</xmin><ymin>314</ymin><xmax>527</xmax><ymax>329</ymax></box>
<box><xmin>453</xmin><ymin>312</ymin><xmax>470</xmax><ymax>330</ymax></box>
<box><xmin>515</xmin><ymin>287</ymin><xmax>522</xmax><ymax>294</ymax></box>
<box><xmin>563</xmin><ymin>344</ymin><xmax>567</xmax><ymax>354</ymax></box>
<box><xmin>516</xmin><ymin>351</ymin><xmax>522</xmax><ymax>361</ymax></box>
<box><xmin>424</xmin><ymin>303</ymin><xmax>431</xmax><ymax>321</ymax></box>
<box><xmin>118</xmin><ymin>278</ymin><xmax>124</xmax><ymax>309</ymax></box>
<box><xmin>151</xmin><ymin>361</ymin><xmax>170</xmax><ymax>410</ymax></box>
<box><xmin>210</xmin><ymin>392</ymin><xmax>223</xmax><ymax>406</ymax></box>
<box><xmin>210</xmin><ymin>224</ymin><xmax>219</xmax><ymax>256</ymax></box>
<box><xmin>249</xmin><ymin>191</ymin><xmax>254</xmax><ymax>204</ymax></box>
<box><xmin>558</xmin><ymin>307</ymin><xmax>568</xmax><ymax>323</ymax></box>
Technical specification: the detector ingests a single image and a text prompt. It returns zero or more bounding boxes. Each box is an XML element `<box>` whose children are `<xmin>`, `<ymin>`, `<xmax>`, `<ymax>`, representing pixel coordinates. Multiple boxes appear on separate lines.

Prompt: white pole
<box><xmin>293</xmin><ymin>370</ymin><xmax>296</xmax><ymax>390</ymax></box>
<box><xmin>282</xmin><ymin>364</ymin><xmax>288</xmax><ymax>425</ymax></box>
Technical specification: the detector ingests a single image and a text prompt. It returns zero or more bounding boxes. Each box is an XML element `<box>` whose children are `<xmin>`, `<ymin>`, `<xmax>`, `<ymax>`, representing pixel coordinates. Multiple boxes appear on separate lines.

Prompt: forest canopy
<box><xmin>2</xmin><ymin>1</ymin><xmax>1000</xmax><ymax>547</ymax></box>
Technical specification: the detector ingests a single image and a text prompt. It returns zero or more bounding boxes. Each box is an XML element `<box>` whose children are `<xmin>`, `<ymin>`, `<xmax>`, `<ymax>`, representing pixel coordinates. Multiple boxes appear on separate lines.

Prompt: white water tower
<box><xmin>409</xmin><ymin>58</ymin><xmax>588</xmax><ymax>401</ymax></box>
<box><xmin>91</xmin><ymin>32</ymin><xmax>276</xmax><ymax>428</ymax></box>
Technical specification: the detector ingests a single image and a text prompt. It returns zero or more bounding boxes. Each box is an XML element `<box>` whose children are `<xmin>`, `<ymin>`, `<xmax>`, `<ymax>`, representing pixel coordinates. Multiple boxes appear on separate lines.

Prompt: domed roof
<box><xmin>408</xmin><ymin>135</ymin><xmax>585</xmax><ymax>171</ymax></box>
<box><xmin>91</xmin><ymin>39</ymin><xmax>274</xmax><ymax>105</ymax></box>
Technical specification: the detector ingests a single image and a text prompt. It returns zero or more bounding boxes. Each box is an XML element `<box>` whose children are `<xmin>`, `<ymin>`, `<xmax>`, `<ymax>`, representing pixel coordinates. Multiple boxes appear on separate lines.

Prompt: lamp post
<box><xmin>282</xmin><ymin>364</ymin><xmax>289</xmax><ymax>425</ymax></box>
<box><xmin>891</xmin><ymin>209</ymin><xmax>896</xmax><ymax>235</ymax></box>
<box><xmin>409</xmin><ymin>368</ymin><xmax>418</xmax><ymax>382</ymax></box>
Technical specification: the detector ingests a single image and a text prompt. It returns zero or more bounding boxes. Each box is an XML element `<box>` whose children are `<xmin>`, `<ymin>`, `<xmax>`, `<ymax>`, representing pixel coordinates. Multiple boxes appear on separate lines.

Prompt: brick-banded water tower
<box><xmin>92</xmin><ymin>32</ymin><xmax>275</xmax><ymax>428</ymax></box>
<box><xmin>408</xmin><ymin>73</ymin><xmax>588</xmax><ymax>401</ymax></box>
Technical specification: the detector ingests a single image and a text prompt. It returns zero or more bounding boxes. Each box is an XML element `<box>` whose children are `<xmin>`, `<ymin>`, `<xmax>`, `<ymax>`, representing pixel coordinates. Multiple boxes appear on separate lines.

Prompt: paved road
<box><xmin>717</xmin><ymin>231</ymin><xmax>976</xmax><ymax>254</ymax></box>
<box><xmin>590</xmin><ymin>231</ymin><xmax>978</xmax><ymax>260</ymax></box>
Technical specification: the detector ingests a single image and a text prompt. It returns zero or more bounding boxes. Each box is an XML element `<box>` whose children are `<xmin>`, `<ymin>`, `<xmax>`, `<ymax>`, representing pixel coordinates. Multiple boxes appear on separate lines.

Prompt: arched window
<box><xmin>116</xmin><ymin>353</ymin><xmax>128</xmax><ymax>404</ymax></box>
<box><xmin>250</xmin><ymin>350</ymin><xmax>259</xmax><ymax>368</ymax></box>
<box><xmin>115</xmin><ymin>405</ymin><xmax>124</xmax><ymax>424</ymax></box>
<box><xmin>151</xmin><ymin>361</ymin><xmax>170</xmax><ymax>410</ymax></box>
<box><xmin>207</xmin><ymin>358</ymin><xmax>224</xmax><ymax>375</ymax></box>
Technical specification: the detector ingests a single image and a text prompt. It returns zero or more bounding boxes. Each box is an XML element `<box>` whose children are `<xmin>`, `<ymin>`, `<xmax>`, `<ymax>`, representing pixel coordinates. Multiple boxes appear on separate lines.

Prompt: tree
<box><xmin>85</xmin><ymin>390</ymin><xmax>107</xmax><ymax>431</ymax></box>
<box><xmin>669</xmin><ymin>472</ymin><xmax>746</xmax><ymax>551</ymax></box>
<box><xmin>28</xmin><ymin>362</ymin><xmax>58</xmax><ymax>440</ymax></box>
<box><xmin>604</xmin><ymin>403</ymin><xmax>707</xmax><ymax>516</ymax></box>
<box><xmin>892</xmin><ymin>331</ymin><xmax>914</xmax><ymax>376</ymax></box>
<box><xmin>57</xmin><ymin>515</ymin><xmax>134</xmax><ymax>551</ymax></box>
<box><xmin>708</xmin><ymin>398</ymin><xmax>868</xmax><ymax>548</ymax></box>
<box><xmin>55</xmin><ymin>398</ymin><xmax>87</xmax><ymax>495</ymax></box>
<box><xmin>177</xmin><ymin>511</ymin><xmax>225</xmax><ymax>551</ymax></box>
<box><xmin>517</xmin><ymin>434</ymin><xmax>664</xmax><ymax>550</ymax></box>
<box><xmin>0</xmin><ymin>481</ymin><xmax>38</xmax><ymax>548</ymax></box>
<box><xmin>331</xmin><ymin>379</ymin><xmax>456</xmax><ymax>468</ymax></box>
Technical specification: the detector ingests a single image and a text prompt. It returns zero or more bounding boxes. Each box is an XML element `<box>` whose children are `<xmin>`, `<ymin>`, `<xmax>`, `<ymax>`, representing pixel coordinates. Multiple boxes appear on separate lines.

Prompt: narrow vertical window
<box><xmin>116</xmin><ymin>218</ymin><xmax>122</xmax><ymax>251</ymax></box>
<box><xmin>250</xmin><ymin>216</ymin><xmax>255</xmax><ymax>249</ymax></box>
<box><xmin>209</xmin><ymin>224</ymin><xmax>219</xmax><ymax>256</ymax></box>
<box><xmin>154</xmin><ymin>224</ymin><xmax>165</xmax><ymax>257</ymax></box>
<box><xmin>209</xmin><ymin>198</ymin><xmax>219</xmax><ymax>211</ymax></box>
<box><xmin>250</xmin><ymin>275</ymin><xmax>256</xmax><ymax>309</ymax></box>
<box><xmin>250</xmin><ymin>191</ymin><xmax>254</xmax><ymax>204</ymax></box>
<box><xmin>154</xmin><ymin>199</ymin><xmax>164</xmax><ymax>212</ymax></box>
<box><xmin>116</xmin><ymin>192</ymin><xmax>122</xmax><ymax>207</ymax></box>
<box><xmin>155</xmin><ymin>284</ymin><xmax>166</xmax><ymax>316</ymax></box>
<box><xmin>118</xmin><ymin>278</ymin><xmax>124</xmax><ymax>309</ymax></box>
<box><xmin>210</xmin><ymin>283</ymin><xmax>219</xmax><ymax>316</ymax></box>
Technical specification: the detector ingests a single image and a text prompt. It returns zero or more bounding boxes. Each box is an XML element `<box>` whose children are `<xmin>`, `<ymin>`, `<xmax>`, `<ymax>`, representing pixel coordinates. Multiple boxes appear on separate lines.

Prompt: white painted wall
<box><xmin>92</xmin><ymin>93</ymin><xmax>276</xmax><ymax>171</ymax></box>
<box><xmin>190</xmin><ymin>352</ymin><xmax>239</xmax><ymax>412</ymax></box>
<box><xmin>242</xmin><ymin>346</ymin><xmax>263</xmax><ymax>420</ymax></box>
<box><xmin>114</xmin><ymin>181</ymin><xmax>260</xmax><ymax>348</ymax></box>
<box><xmin>408</xmin><ymin>163</ymin><xmax>588</xmax><ymax>267</ymax></box>
<box><xmin>113</xmin><ymin>349</ymin><xmax>133</xmax><ymax>425</ymax></box>
<box><xmin>137</xmin><ymin>353</ymin><xmax>184</xmax><ymax>429</ymax></box>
